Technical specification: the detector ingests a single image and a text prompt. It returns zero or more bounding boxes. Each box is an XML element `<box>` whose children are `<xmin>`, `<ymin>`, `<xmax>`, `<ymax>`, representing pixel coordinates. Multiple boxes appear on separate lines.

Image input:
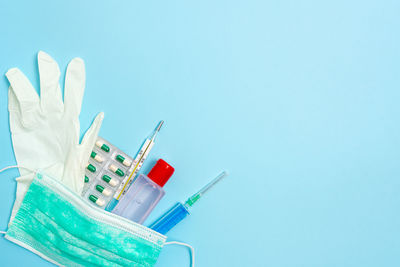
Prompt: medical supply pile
<box><xmin>83</xmin><ymin>120</ymin><xmax>227</xmax><ymax>229</ymax></box>
<box><xmin>0</xmin><ymin>51</ymin><xmax>227</xmax><ymax>267</ymax></box>
<box><xmin>106</xmin><ymin>120</ymin><xmax>164</xmax><ymax>212</ymax></box>
<box><xmin>82</xmin><ymin>119</ymin><xmax>162</xmax><ymax>210</ymax></box>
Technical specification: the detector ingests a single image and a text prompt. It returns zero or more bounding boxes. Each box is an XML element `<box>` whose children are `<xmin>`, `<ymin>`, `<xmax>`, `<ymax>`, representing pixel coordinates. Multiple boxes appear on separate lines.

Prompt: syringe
<box><xmin>105</xmin><ymin>121</ymin><xmax>164</xmax><ymax>211</ymax></box>
<box><xmin>149</xmin><ymin>171</ymin><xmax>228</xmax><ymax>234</ymax></box>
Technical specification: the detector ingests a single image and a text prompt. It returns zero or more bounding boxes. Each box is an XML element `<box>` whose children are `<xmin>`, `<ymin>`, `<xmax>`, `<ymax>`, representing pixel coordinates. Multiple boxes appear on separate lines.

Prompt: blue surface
<box><xmin>1</xmin><ymin>1</ymin><xmax>400</xmax><ymax>266</ymax></box>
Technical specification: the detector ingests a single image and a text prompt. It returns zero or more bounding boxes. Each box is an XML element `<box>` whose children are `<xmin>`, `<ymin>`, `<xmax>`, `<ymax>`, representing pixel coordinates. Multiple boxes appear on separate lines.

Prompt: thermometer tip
<box><xmin>156</xmin><ymin>120</ymin><xmax>164</xmax><ymax>132</ymax></box>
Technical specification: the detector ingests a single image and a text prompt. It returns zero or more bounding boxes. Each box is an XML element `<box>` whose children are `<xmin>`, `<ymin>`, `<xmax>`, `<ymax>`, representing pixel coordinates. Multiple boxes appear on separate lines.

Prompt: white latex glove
<box><xmin>6</xmin><ymin>51</ymin><xmax>103</xmax><ymax>222</ymax></box>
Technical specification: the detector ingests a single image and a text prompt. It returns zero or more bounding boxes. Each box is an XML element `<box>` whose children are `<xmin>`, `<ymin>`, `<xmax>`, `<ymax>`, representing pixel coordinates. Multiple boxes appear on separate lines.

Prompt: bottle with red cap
<box><xmin>111</xmin><ymin>159</ymin><xmax>174</xmax><ymax>224</ymax></box>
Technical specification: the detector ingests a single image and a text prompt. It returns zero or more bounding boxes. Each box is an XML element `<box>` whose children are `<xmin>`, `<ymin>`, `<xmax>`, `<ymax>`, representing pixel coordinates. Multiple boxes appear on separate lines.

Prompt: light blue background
<box><xmin>1</xmin><ymin>1</ymin><xmax>400</xmax><ymax>266</ymax></box>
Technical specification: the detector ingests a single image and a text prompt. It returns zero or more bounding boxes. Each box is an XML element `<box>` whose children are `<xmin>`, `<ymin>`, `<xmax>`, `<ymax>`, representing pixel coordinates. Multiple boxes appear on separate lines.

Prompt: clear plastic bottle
<box><xmin>112</xmin><ymin>159</ymin><xmax>174</xmax><ymax>224</ymax></box>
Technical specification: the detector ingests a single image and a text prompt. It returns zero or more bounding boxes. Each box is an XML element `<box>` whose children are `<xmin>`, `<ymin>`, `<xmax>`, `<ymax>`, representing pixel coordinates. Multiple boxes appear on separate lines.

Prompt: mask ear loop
<box><xmin>0</xmin><ymin>165</ymin><xmax>35</xmax><ymax>174</ymax></box>
<box><xmin>164</xmin><ymin>241</ymin><xmax>195</xmax><ymax>267</ymax></box>
<box><xmin>0</xmin><ymin>165</ymin><xmax>36</xmax><ymax>236</ymax></box>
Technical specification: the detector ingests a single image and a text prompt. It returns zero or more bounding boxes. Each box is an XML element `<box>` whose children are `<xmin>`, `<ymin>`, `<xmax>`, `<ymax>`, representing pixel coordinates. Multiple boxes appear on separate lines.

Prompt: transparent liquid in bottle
<box><xmin>112</xmin><ymin>174</ymin><xmax>165</xmax><ymax>224</ymax></box>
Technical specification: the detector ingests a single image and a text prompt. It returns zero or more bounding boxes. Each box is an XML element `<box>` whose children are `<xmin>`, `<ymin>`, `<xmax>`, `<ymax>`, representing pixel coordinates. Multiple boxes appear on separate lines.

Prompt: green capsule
<box><xmin>109</xmin><ymin>164</ymin><xmax>125</xmax><ymax>177</ymax></box>
<box><xmin>116</xmin><ymin>169</ymin><xmax>124</xmax><ymax>177</ymax></box>
<box><xmin>96</xmin><ymin>140</ymin><xmax>110</xmax><ymax>152</ymax></box>
<box><xmin>96</xmin><ymin>184</ymin><xmax>112</xmax><ymax>196</ymax></box>
<box><xmin>102</xmin><ymin>175</ymin><xmax>111</xmax><ymax>183</ymax></box>
<box><xmin>87</xmin><ymin>164</ymin><xmax>96</xmax><ymax>173</ymax></box>
<box><xmin>85</xmin><ymin>176</ymin><xmax>89</xmax><ymax>183</ymax></box>
<box><xmin>89</xmin><ymin>195</ymin><xmax>105</xmax><ymax>206</ymax></box>
<box><xmin>89</xmin><ymin>195</ymin><xmax>98</xmax><ymax>203</ymax></box>
<box><xmin>101</xmin><ymin>144</ymin><xmax>110</xmax><ymax>152</ymax></box>
<box><xmin>90</xmin><ymin>151</ymin><xmax>103</xmax><ymax>162</ymax></box>
<box><xmin>96</xmin><ymin>184</ymin><xmax>105</xmax><ymax>193</ymax></box>
<box><xmin>116</xmin><ymin>155</ymin><xmax>125</xmax><ymax>164</ymax></box>
<box><xmin>102</xmin><ymin>175</ymin><xmax>118</xmax><ymax>186</ymax></box>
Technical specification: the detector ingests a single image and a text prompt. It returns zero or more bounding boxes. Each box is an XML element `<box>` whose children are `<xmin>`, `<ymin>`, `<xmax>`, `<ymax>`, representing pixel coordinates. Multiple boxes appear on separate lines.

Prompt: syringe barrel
<box><xmin>149</xmin><ymin>202</ymin><xmax>190</xmax><ymax>235</ymax></box>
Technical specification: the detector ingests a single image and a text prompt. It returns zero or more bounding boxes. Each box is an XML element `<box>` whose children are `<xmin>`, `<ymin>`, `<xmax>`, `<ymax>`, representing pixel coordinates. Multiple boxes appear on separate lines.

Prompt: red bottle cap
<box><xmin>147</xmin><ymin>159</ymin><xmax>175</xmax><ymax>187</ymax></box>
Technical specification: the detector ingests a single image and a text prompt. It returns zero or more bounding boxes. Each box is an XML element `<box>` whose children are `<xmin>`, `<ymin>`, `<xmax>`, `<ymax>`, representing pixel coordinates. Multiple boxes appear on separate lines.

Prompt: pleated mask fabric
<box><xmin>5</xmin><ymin>171</ymin><xmax>166</xmax><ymax>267</ymax></box>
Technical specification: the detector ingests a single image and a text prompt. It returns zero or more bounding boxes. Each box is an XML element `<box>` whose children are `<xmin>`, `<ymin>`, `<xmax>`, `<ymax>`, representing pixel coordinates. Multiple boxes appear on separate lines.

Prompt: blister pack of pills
<box><xmin>82</xmin><ymin>137</ymin><xmax>134</xmax><ymax>208</ymax></box>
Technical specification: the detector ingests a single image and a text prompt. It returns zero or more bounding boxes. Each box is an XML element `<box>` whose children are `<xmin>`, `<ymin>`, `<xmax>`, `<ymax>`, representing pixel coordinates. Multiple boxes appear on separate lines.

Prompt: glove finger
<box><xmin>38</xmin><ymin>51</ymin><xmax>64</xmax><ymax>115</ymax></box>
<box><xmin>80</xmin><ymin>112</ymin><xmax>104</xmax><ymax>157</ymax></box>
<box><xmin>8</xmin><ymin>87</ymin><xmax>24</xmax><ymax>133</ymax></box>
<box><xmin>6</xmin><ymin>68</ymin><xmax>40</xmax><ymax>128</ymax></box>
<box><xmin>64</xmin><ymin>57</ymin><xmax>85</xmax><ymax>119</ymax></box>
<box><xmin>8</xmin><ymin>86</ymin><xmax>19</xmax><ymax>112</ymax></box>
<box><xmin>62</xmin><ymin>112</ymin><xmax>103</xmax><ymax>194</ymax></box>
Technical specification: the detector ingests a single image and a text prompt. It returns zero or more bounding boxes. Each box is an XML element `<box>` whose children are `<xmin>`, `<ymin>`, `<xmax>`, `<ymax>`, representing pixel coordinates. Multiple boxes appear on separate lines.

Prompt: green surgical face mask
<box><xmin>4</xmin><ymin>171</ymin><xmax>167</xmax><ymax>266</ymax></box>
